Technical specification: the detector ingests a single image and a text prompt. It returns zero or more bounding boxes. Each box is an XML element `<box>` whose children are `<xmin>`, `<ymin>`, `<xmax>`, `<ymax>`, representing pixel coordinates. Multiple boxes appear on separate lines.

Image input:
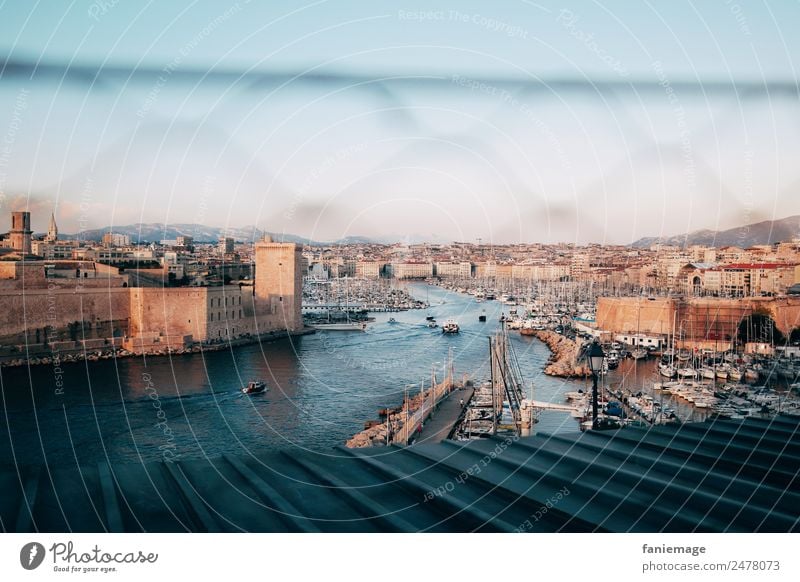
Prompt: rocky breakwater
<box><xmin>346</xmin><ymin>389</ymin><xmax>435</xmax><ymax>448</ymax></box>
<box><xmin>532</xmin><ymin>330</ymin><xmax>590</xmax><ymax>378</ymax></box>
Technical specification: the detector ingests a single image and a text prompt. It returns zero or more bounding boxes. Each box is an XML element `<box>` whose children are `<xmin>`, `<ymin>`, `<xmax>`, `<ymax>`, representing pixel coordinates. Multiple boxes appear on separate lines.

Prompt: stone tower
<box><xmin>254</xmin><ymin>234</ymin><xmax>304</xmax><ymax>332</ymax></box>
<box><xmin>46</xmin><ymin>212</ymin><xmax>58</xmax><ymax>242</ymax></box>
<box><xmin>10</xmin><ymin>211</ymin><xmax>32</xmax><ymax>254</ymax></box>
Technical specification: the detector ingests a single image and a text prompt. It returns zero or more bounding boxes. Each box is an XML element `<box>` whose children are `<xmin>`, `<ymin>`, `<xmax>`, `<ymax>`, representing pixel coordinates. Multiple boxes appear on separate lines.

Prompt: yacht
<box><xmin>442</xmin><ymin>320</ymin><xmax>460</xmax><ymax>334</ymax></box>
<box><xmin>659</xmin><ymin>363</ymin><xmax>677</xmax><ymax>378</ymax></box>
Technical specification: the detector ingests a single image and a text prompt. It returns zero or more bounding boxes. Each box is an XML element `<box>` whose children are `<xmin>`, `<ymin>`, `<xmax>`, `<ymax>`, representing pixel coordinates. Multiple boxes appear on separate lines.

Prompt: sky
<box><xmin>0</xmin><ymin>0</ymin><xmax>799</xmax><ymax>244</ymax></box>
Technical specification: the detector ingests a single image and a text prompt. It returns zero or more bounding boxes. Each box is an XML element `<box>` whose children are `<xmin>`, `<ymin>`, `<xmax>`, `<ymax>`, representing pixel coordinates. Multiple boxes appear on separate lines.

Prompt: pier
<box><xmin>414</xmin><ymin>386</ymin><xmax>475</xmax><ymax>444</ymax></box>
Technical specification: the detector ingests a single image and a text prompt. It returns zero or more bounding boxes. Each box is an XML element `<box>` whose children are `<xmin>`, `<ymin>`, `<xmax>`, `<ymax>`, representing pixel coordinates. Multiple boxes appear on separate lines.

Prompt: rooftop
<box><xmin>3</xmin><ymin>416</ymin><xmax>798</xmax><ymax>532</ymax></box>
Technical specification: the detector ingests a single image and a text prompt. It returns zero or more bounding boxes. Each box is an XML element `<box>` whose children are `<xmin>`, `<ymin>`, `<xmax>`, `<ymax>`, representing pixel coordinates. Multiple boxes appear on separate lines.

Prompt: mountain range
<box><xmin>630</xmin><ymin>215</ymin><xmax>800</xmax><ymax>248</ymax></box>
<box><xmin>48</xmin><ymin>214</ymin><xmax>800</xmax><ymax>247</ymax></box>
<box><xmin>55</xmin><ymin>223</ymin><xmax>434</xmax><ymax>245</ymax></box>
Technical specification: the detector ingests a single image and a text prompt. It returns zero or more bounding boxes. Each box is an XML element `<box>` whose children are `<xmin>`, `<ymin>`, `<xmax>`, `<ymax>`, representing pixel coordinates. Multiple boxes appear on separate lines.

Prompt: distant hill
<box><xmin>55</xmin><ymin>224</ymin><xmax>448</xmax><ymax>245</ymax></box>
<box><xmin>58</xmin><ymin>223</ymin><xmax>358</xmax><ymax>245</ymax></box>
<box><xmin>631</xmin><ymin>215</ymin><xmax>800</xmax><ymax>248</ymax></box>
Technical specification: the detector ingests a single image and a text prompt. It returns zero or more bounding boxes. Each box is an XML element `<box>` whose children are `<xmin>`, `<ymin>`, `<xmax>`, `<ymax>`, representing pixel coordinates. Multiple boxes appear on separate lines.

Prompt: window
<box><xmin>210</xmin><ymin>313</ymin><xmax>213</xmax><ymax>322</ymax></box>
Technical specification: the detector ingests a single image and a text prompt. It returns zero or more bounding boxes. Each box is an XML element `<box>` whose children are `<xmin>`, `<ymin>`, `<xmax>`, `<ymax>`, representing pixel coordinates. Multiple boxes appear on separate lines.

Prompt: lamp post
<box><xmin>587</xmin><ymin>341</ymin><xmax>605</xmax><ymax>430</ymax></box>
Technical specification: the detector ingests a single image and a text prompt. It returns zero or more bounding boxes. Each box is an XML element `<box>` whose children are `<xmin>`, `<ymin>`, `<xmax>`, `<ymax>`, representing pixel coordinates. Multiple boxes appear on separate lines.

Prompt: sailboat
<box><xmin>307</xmin><ymin>277</ymin><xmax>368</xmax><ymax>331</ymax></box>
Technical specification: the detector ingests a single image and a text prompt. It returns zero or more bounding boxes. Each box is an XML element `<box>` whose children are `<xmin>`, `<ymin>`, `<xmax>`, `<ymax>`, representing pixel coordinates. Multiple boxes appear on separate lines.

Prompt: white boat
<box><xmin>242</xmin><ymin>380</ymin><xmax>267</xmax><ymax>395</ymax></box>
<box><xmin>631</xmin><ymin>347</ymin><xmax>648</xmax><ymax>360</ymax></box>
<box><xmin>715</xmin><ymin>366</ymin><xmax>729</xmax><ymax>380</ymax></box>
<box><xmin>659</xmin><ymin>364</ymin><xmax>676</xmax><ymax>378</ymax></box>
<box><xmin>677</xmin><ymin>367</ymin><xmax>698</xmax><ymax>379</ymax></box>
<box><xmin>442</xmin><ymin>320</ymin><xmax>460</xmax><ymax>334</ymax></box>
<box><xmin>728</xmin><ymin>368</ymin><xmax>743</xmax><ymax>382</ymax></box>
<box><xmin>699</xmin><ymin>367</ymin><xmax>715</xmax><ymax>380</ymax></box>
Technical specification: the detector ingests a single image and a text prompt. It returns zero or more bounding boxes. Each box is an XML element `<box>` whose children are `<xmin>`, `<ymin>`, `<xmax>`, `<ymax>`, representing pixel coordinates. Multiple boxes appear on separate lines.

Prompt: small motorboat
<box><xmin>242</xmin><ymin>380</ymin><xmax>267</xmax><ymax>395</ymax></box>
<box><xmin>388</xmin><ymin>317</ymin><xmax>397</xmax><ymax>324</ymax></box>
<box><xmin>427</xmin><ymin>321</ymin><xmax>438</xmax><ymax>328</ymax></box>
<box><xmin>442</xmin><ymin>320</ymin><xmax>460</xmax><ymax>334</ymax></box>
<box><xmin>478</xmin><ymin>312</ymin><xmax>487</xmax><ymax>322</ymax></box>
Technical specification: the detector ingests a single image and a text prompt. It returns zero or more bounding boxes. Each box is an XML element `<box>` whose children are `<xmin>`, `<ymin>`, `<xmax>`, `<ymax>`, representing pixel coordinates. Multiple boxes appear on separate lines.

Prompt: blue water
<box><xmin>0</xmin><ymin>284</ymin><xmax>588</xmax><ymax>467</ymax></box>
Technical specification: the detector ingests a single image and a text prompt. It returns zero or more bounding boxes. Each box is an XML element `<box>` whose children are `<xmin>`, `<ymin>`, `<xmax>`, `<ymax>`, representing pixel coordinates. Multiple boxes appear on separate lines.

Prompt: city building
<box><xmin>102</xmin><ymin>232</ymin><xmax>131</xmax><ymax>247</ymax></box>
<box><xmin>218</xmin><ymin>237</ymin><xmax>234</xmax><ymax>255</ymax></box>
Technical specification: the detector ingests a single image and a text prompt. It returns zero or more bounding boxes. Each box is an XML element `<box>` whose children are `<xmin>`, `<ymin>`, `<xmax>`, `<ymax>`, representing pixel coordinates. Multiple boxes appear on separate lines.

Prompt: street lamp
<box><xmin>587</xmin><ymin>341</ymin><xmax>605</xmax><ymax>430</ymax></box>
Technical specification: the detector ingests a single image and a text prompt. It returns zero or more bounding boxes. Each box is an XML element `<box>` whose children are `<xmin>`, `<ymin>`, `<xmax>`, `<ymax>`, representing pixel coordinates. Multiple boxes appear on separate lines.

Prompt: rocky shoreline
<box><xmin>0</xmin><ymin>328</ymin><xmax>315</xmax><ymax>368</ymax></box>
<box><xmin>346</xmin><ymin>385</ymin><xmax>444</xmax><ymax>448</ymax></box>
<box><xmin>530</xmin><ymin>330</ymin><xmax>590</xmax><ymax>378</ymax></box>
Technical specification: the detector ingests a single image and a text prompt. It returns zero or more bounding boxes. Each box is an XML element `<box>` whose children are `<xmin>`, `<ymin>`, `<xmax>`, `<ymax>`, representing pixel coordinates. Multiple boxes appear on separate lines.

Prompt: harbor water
<box><xmin>1</xmin><ymin>283</ymin><xmax>598</xmax><ymax>467</ymax></box>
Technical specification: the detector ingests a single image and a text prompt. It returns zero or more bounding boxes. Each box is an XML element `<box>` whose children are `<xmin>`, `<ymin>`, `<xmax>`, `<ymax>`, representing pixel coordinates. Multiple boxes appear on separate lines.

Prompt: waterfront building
<box><xmin>391</xmin><ymin>261</ymin><xmax>433</xmax><ymax>279</ymax></box>
<box><xmin>0</xmin><ymin>213</ymin><xmax>304</xmax><ymax>353</ymax></box>
<box><xmin>434</xmin><ymin>261</ymin><xmax>472</xmax><ymax>278</ymax></box>
<box><xmin>355</xmin><ymin>260</ymin><xmax>382</xmax><ymax>278</ymax></box>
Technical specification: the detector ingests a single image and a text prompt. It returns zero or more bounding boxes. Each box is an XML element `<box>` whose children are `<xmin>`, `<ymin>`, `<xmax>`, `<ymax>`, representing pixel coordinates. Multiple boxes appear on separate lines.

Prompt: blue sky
<box><xmin>0</xmin><ymin>1</ymin><xmax>799</xmax><ymax>243</ymax></box>
<box><xmin>2</xmin><ymin>1</ymin><xmax>798</xmax><ymax>80</ymax></box>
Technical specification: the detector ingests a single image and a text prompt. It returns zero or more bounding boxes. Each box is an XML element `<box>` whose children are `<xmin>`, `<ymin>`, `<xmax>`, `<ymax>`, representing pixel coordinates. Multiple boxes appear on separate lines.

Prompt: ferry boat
<box><xmin>242</xmin><ymin>380</ymin><xmax>267</xmax><ymax>395</ymax></box>
<box><xmin>442</xmin><ymin>320</ymin><xmax>460</xmax><ymax>334</ymax></box>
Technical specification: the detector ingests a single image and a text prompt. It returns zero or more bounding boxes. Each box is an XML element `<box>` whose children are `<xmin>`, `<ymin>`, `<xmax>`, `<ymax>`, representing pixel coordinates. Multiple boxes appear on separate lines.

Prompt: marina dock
<box><xmin>414</xmin><ymin>387</ymin><xmax>475</xmax><ymax>444</ymax></box>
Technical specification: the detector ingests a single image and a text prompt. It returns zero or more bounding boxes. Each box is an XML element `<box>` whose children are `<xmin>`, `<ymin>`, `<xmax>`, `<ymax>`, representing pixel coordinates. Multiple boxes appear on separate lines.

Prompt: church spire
<box><xmin>46</xmin><ymin>211</ymin><xmax>58</xmax><ymax>242</ymax></box>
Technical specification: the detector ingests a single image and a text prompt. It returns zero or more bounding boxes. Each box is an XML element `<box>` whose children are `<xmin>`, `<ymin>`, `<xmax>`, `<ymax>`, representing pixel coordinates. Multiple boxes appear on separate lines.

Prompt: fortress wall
<box><xmin>0</xmin><ymin>286</ymin><xmax>130</xmax><ymax>343</ymax></box>
<box><xmin>254</xmin><ymin>241</ymin><xmax>304</xmax><ymax>332</ymax></box>
<box><xmin>596</xmin><ymin>297</ymin><xmax>677</xmax><ymax>336</ymax></box>
<box><xmin>597</xmin><ymin>296</ymin><xmax>800</xmax><ymax>340</ymax></box>
<box><xmin>128</xmin><ymin>287</ymin><xmax>208</xmax><ymax>341</ymax></box>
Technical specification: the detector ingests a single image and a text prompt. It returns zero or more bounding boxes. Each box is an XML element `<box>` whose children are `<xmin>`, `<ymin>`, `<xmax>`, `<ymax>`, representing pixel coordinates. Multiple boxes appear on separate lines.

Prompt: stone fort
<box><xmin>0</xmin><ymin>233</ymin><xmax>303</xmax><ymax>355</ymax></box>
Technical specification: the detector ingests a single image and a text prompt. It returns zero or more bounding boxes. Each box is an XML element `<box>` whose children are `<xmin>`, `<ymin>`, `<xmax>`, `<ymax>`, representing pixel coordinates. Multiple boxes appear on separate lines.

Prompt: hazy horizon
<box><xmin>1</xmin><ymin>1</ymin><xmax>799</xmax><ymax>245</ymax></box>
